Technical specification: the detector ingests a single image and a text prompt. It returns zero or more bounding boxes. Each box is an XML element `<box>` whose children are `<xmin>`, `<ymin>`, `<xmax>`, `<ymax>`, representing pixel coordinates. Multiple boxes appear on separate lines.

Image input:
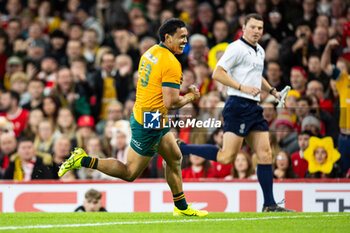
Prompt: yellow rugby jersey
<box><xmin>133</xmin><ymin>44</ymin><xmax>182</xmax><ymax>125</ymax></box>
<box><xmin>335</xmin><ymin>71</ymin><xmax>350</xmax><ymax>131</ymax></box>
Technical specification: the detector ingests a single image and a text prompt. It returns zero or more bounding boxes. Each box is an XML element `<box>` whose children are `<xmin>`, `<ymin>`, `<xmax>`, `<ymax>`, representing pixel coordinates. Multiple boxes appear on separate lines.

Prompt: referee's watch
<box><xmin>269</xmin><ymin>87</ymin><xmax>276</xmax><ymax>95</ymax></box>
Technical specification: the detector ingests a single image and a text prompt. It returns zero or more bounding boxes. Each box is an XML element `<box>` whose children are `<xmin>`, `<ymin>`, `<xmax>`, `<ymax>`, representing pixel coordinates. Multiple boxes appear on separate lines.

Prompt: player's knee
<box><xmin>257</xmin><ymin>148</ymin><xmax>272</xmax><ymax>163</ymax></box>
<box><xmin>218</xmin><ymin>152</ymin><xmax>236</xmax><ymax>165</ymax></box>
<box><xmin>124</xmin><ymin>174</ymin><xmax>137</xmax><ymax>182</ymax></box>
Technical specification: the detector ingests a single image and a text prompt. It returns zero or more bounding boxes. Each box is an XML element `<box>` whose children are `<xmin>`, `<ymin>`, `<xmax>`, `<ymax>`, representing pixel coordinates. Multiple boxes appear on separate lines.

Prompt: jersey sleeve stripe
<box><xmin>162</xmin><ymin>82</ymin><xmax>180</xmax><ymax>89</ymax></box>
<box><xmin>331</xmin><ymin>65</ymin><xmax>342</xmax><ymax>81</ymax></box>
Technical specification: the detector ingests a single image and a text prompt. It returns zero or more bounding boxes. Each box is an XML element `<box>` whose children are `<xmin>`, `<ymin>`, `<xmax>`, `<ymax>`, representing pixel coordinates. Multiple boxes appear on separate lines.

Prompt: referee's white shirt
<box><xmin>216</xmin><ymin>37</ymin><xmax>265</xmax><ymax>102</ymax></box>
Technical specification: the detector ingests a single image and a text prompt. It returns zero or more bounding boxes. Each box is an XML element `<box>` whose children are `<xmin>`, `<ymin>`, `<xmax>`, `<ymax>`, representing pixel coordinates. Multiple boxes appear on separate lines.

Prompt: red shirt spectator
<box><xmin>211</xmin><ymin>161</ymin><xmax>232</xmax><ymax>178</ymax></box>
<box><xmin>0</xmin><ymin>91</ymin><xmax>29</xmax><ymax>137</ymax></box>
<box><xmin>291</xmin><ymin>151</ymin><xmax>309</xmax><ymax>178</ymax></box>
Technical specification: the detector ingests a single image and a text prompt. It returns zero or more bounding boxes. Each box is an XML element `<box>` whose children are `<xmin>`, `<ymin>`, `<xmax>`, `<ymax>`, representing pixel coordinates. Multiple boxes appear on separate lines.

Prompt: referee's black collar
<box><xmin>240</xmin><ymin>37</ymin><xmax>257</xmax><ymax>52</ymax></box>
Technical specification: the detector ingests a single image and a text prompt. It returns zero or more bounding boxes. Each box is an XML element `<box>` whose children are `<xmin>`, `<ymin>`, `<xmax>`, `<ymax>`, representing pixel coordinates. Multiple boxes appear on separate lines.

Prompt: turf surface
<box><xmin>0</xmin><ymin>212</ymin><xmax>349</xmax><ymax>233</ymax></box>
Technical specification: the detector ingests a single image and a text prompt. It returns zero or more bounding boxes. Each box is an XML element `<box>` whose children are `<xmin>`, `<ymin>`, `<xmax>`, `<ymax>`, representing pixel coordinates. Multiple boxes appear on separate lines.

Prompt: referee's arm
<box><xmin>213</xmin><ymin>66</ymin><xmax>260</xmax><ymax>96</ymax></box>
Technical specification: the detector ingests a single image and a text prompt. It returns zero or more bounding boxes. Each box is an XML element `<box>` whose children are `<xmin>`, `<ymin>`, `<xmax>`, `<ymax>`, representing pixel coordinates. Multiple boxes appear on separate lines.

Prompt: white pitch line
<box><xmin>0</xmin><ymin>214</ymin><xmax>349</xmax><ymax>231</ymax></box>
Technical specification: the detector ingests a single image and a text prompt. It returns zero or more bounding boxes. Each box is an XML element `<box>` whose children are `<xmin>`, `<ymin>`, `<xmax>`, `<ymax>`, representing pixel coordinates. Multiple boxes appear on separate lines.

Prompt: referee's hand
<box><xmin>241</xmin><ymin>85</ymin><xmax>260</xmax><ymax>97</ymax></box>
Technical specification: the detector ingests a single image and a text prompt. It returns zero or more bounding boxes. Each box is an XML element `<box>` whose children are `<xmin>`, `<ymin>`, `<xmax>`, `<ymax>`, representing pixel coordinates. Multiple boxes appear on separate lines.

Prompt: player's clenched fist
<box><xmin>188</xmin><ymin>85</ymin><xmax>200</xmax><ymax>101</ymax></box>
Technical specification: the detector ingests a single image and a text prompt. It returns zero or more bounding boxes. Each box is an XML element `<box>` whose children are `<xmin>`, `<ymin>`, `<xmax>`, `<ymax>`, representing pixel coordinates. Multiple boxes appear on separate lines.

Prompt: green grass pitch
<box><xmin>0</xmin><ymin>212</ymin><xmax>349</xmax><ymax>233</ymax></box>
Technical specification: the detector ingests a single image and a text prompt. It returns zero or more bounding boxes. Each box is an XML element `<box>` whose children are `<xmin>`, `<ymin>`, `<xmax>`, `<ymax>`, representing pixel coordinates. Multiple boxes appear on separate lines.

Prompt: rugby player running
<box><xmin>58</xmin><ymin>18</ymin><xmax>208</xmax><ymax>216</ymax></box>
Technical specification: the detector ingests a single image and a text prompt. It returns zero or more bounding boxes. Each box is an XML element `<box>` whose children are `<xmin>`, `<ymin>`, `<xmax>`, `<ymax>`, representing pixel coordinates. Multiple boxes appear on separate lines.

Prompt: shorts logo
<box><xmin>143</xmin><ymin>110</ymin><xmax>161</xmax><ymax>129</ymax></box>
<box><xmin>239</xmin><ymin>123</ymin><xmax>245</xmax><ymax>134</ymax></box>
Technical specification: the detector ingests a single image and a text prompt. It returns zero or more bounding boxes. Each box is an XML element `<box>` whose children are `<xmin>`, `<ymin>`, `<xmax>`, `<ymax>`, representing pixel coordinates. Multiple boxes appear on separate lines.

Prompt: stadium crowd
<box><xmin>0</xmin><ymin>0</ymin><xmax>349</xmax><ymax>181</ymax></box>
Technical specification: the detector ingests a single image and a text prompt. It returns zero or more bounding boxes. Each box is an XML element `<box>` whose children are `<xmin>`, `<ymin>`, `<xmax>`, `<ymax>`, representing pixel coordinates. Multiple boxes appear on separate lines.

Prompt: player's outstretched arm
<box><xmin>162</xmin><ymin>85</ymin><xmax>200</xmax><ymax>110</ymax></box>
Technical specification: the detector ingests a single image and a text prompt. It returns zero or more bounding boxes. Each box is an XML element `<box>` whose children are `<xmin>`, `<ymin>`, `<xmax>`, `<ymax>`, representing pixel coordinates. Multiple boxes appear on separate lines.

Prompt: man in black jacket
<box><xmin>3</xmin><ymin>137</ymin><xmax>53</xmax><ymax>180</ymax></box>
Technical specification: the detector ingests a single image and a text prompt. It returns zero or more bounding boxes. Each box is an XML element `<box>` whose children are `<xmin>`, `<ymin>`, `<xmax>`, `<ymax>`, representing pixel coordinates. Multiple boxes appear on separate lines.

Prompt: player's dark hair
<box><xmin>158</xmin><ymin>18</ymin><xmax>186</xmax><ymax>42</ymax></box>
<box><xmin>244</xmin><ymin>13</ymin><xmax>263</xmax><ymax>25</ymax></box>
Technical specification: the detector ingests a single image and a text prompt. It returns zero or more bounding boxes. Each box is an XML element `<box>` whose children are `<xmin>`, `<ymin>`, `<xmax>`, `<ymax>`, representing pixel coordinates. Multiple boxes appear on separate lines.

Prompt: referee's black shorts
<box><xmin>222</xmin><ymin>96</ymin><xmax>268</xmax><ymax>137</ymax></box>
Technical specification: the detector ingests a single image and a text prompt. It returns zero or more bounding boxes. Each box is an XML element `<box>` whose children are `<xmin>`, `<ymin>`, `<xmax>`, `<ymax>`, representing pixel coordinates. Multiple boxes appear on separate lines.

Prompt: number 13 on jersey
<box><xmin>138</xmin><ymin>60</ymin><xmax>152</xmax><ymax>87</ymax></box>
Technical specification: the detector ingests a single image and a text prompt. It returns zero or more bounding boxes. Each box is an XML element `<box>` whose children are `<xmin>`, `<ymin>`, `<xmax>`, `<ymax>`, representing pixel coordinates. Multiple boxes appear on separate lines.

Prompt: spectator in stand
<box><xmin>193</xmin><ymin>62</ymin><xmax>215</xmax><ymax>97</ymax></box>
<box><xmin>123</xmin><ymin>98</ymin><xmax>135</xmax><ymax>120</ymax></box>
<box><xmin>81</xmin><ymin>29</ymin><xmax>100</xmax><ymax>68</ymax></box>
<box><xmin>131</xmin><ymin>16</ymin><xmax>153</xmax><ymax>42</ymax></box>
<box><xmin>308</xmin><ymin>94</ymin><xmax>339</xmax><ymax>144</ymax></box>
<box><xmin>229</xmin><ymin>152</ymin><xmax>255</xmax><ymax>179</ymax></box>
<box><xmin>304</xmin><ymin>136</ymin><xmax>342</xmax><ymax>178</ymax></box>
<box><xmin>5</xmin><ymin>19</ymin><xmax>22</xmax><ymax>51</ymax></box>
<box><xmin>138</xmin><ymin>36</ymin><xmax>157</xmax><ymax>57</ymax></box>
<box><xmin>0</xmin><ymin>90</ymin><xmax>29</xmax><ymax>137</ymax></box>
<box><xmin>59</xmin><ymin>39</ymin><xmax>83</xmax><ymax>67</ymax></box>
<box><xmin>35</xmin><ymin>0</ymin><xmax>61</xmax><ymax>34</ymax></box>
<box><xmin>26</xmin><ymin>40</ymin><xmax>46</xmax><ymax>69</ymax></box>
<box><xmin>146</xmin><ymin>0</ymin><xmax>162</xmax><ymax>35</ymax></box>
<box><xmin>331</xmin><ymin>0</ymin><xmax>346</xmax><ymax>22</ymax></box>
<box><xmin>3</xmin><ymin>137</ymin><xmax>53</xmax><ymax>180</ymax></box>
<box><xmin>51</xmin><ymin>136</ymin><xmax>71</xmax><ymax>179</ymax></box>
<box><xmin>182</xmin><ymin>154</ymin><xmax>217</xmax><ymax>179</ymax></box>
<box><xmin>273</xmin><ymin>150</ymin><xmax>297</xmax><ymax>179</ymax></box>
<box><xmin>95</xmin><ymin>100</ymin><xmax>123</xmax><ymax>135</ymax></box>
<box><xmin>91</xmin><ymin>0</ymin><xmax>128</xmax><ymax>33</ymax></box>
<box><xmin>48</xmin><ymin>30</ymin><xmax>67</xmax><ymax>62</ymax></box>
<box><xmin>54</xmin><ymin>108</ymin><xmax>77</xmax><ymax>146</ymax></box>
<box><xmin>110</xmin><ymin>28</ymin><xmax>139</xmax><ymax>70</ymax></box>
<box><xmin>307</xmin><ymin>54</ymin><xmax>330</xmax><ymax>93</ymax></box>
<box><xmin>9</xmin><ymin>72</ymin><xmax>29</xmax><ymax>102</ymax></box>
<box><xmin>0</xmin><ymin>32</ymin><xmax>9</xmax><ymax>80</ymax></box>
<box><xmin>0</xmin><ymin>116</ymin><xmax>15</xmax><ymax>136</ymax></box>
<box><xmin>192</xmin><ymin>2</ymin><xmax>215</xmax><ymax>39</ymax></box>
<box><xmin>274</xmin><ymin>114</ymin><xmax>299</xmax><ymax>155</ymax></box>
<box><xmin>302</xmin><ymin>115</ymin><xmax>323</xmax><ymax>138</ymax></box>
<box><xmin>74</xmin><ymin>189</ymin><xmax>107</xmax><ymax>212</ymax></box>
<box><xmin>295</xmin><ymin>95</ymin><xmax>312</xmax><ymax>132</ymax></box>
<box><xmin>90</xmin><ymin>52</ymin><xmax>129</xmax><ymax>120</ymax></box>
<box><xmin>290</xmin><ymin>66</ymin><xmax>308</xmax><ymax>95</ymax></box>
<box><xmin>21</xmin><ymin>108</ymin><xmax>44</xmax><ymax>140</ymax></box>
<box><xmin>208</xmin><ymin>19</ymin><xmax>230</xmax><ymax>48</ymax></box>
<box><xmin>306</xmin><ymin>80</ymin><xmax>333</xmax><ymax>114</ymax></box>
<box><xmin>67</xmin><ymin>23</ymin><xmax>84</xmax><ymax>41</ymax></box>
<box><xmin>180</xmin><ymin>69</ymin><xmax>196</xmax><ymax>96</ymax></box>
<box><xmin>188</xmin><ymin>34</ymin><xmax>209</xmax><ymax>69</ymax></box>
<box><xmin>34</xmin><ymin>120</ymin><xmax>55</xmax><ymax>154</ymax></box>
<box><xmin>115</xmin><ymin>54</ymin><xmax>133</xmax><ymax>90</ymax></box>
<box><xmin>75</xmin><ymin>4</ymin><xmax>104</xmax><ymax>45</ymax></box>
<box><xmin>280</xmin><ymin>21</ymin><xmax>312</xmax><ymax>80</ymax></box>
<box><xmin>311</xmin><ymin>26</ymin><xmax>329</xmax><ymax>57</ymax></box>
<box><xmin>280</xmin><ymin>90</ymin><xmax>300</xmax><ymax>125</ymax></box>
<box><xmin>264</xmin><ymin>8</ymin><xmax>292</xmax><ymax>42</ymax></box>
<box><xmin>291</xmin><ymin>130</ymin><xmax>311</xmax><ymax>178</ymax></box>
<box><xmin>75</xmin><ymin>115</ymin><xmax>96</xmax><ymax>150</ymax></box>
<box><xmin>86</xmin><ymin>136</ymin><xmax>105</xmax><ymax>157</ymax></box>
<box><xmin>265</xmin><ymin>60</ymin><xmax>286</xmax><ymax>91</ymax></box>
<box><xmin>42</xmin><ymin>95</ymin><xmax>60</xmax><ymax>126</ymax></box>
<box><xmin>110</xmin><ymin>120</ymin><xmax>131</xmax><ymax>163</ymax></box>
<box><xmin>36</xmin><ymin>56</ymin><xmax>59</xmax><ymax>95</ymax></box>
<box><xmin>3</xmin><ymin>56</ymin><xmax>24</xmax><ymax>90</ymax></box>
<box><xmin>261</xmin><ymin>101</ymin><xmax>278</xmax><ymax>127</ymax></box>
<box><xmin>51</xmin><ymin>67</ymin><xmax>91</xmax><ymax>118</ymax></box>
<box><xmin>22</xmin><ymin>79</ymin><xmax>45</xmax><ymax>111</ymax></box>
<box><xmin>0</xmin><ymin>133</ymin><xmax>17</xmax><ymax>177</ymax></box>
